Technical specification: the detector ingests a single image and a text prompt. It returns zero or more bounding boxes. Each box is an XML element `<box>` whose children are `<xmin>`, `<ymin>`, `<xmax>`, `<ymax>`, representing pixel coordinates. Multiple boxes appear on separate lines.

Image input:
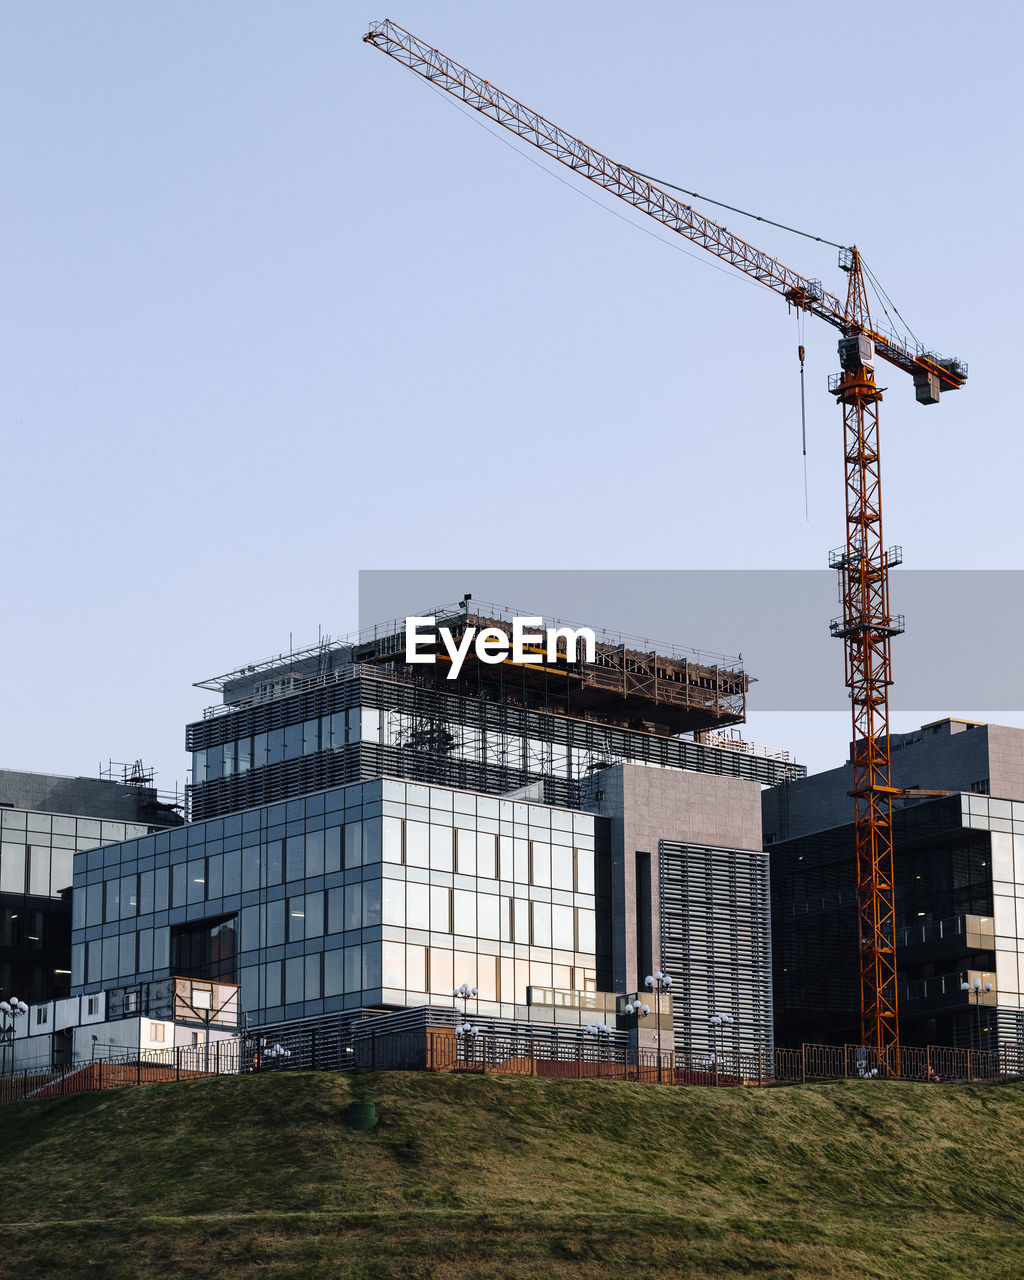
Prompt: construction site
<box><xmin>5</xmin><ymin>18</ymin><xmax>1003</xmax><ymax>1094</ymax></box>
<box><xmin>186</xmin><ymin>599</ymin><xmax>792</xmax><ymax>822</ymax></box>
<box><xmin>5</xmin><ymin>12</ymin><xmax>1017</xmax><ymax>1280</ymax></box>
<box><xmin>356</xmin><ymin>18</ymin><xmax>972</xmax><ymax>1072</ymax></box>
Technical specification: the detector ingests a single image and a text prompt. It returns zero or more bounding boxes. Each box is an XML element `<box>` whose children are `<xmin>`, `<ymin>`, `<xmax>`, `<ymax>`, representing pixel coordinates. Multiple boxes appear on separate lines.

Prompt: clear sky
<box><xmin>2</xmin><ymin>1</ymin><xmax>1021</xmax><ymax>796</ymax></box>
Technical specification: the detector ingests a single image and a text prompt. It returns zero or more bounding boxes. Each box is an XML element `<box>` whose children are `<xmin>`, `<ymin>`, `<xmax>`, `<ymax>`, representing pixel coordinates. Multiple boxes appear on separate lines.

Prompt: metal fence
<box><xmin>237</xmin><ymin>1024</ymin><xmax>1024</xmax><ymax>1087</ymax></box>
<box><xmin>0</xmin><ymin>1041</ymin><xmax>242</xmax><ymax>1103</ymax></box>
<box><xmin>775</xmin><ymin>1040</ymin><xmax>1024</xmax><ymax>1084</ymax></box>
<box><xmin>4</xmin><ymin>1032</ymin><xmax>1024</xmax><ymax>1104</ymax></box>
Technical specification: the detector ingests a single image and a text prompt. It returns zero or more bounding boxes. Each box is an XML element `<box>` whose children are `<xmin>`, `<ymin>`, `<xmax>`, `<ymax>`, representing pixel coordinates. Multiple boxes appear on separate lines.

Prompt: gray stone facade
<box><xmin>583</xmin><ymin>764</ymin><xmax>771</xmax><ymax>1059</ymax></box>
<box><xmin>584</xmin><ymin>764</ymin><xmax>762</xmax><ymax>993</ymax></box>
<box><xmin>762</xmin><ymin>719</ymin><xmax>1022</xmax><ymax>844</ymax></box>
<box><xmin>0</xmin><ymin>769</ymin><xmax>171</xmax><ymax>826</ymax></box>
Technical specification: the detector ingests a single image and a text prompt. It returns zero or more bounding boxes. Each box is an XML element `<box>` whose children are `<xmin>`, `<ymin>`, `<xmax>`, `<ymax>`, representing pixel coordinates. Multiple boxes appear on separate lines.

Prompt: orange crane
<box><xmin>363</xmin><ymin>19</ymin><xmax>968</xmax><ymax>1063</ymax></box>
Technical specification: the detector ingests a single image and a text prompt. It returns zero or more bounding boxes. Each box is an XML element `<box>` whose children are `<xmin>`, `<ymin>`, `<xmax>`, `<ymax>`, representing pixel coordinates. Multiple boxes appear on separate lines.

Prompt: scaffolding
<box><xmin>197</xmin><ymin>602</ymin><xmax>748</xmax><ymax>736</ymax></box>
<box><xmin>186</xmin><ymin>667</ymin><xmax>803</xmax><ymax>823</ymax></box>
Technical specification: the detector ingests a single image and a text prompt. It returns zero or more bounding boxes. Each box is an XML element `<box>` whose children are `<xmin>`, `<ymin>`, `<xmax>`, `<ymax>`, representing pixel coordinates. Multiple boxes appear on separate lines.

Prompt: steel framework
<box><xmin>826</xmin><ymin>255</ymin><xmax>903</xmax><ymax>1054</ymax></box>
<box><xmin>186</xmin><ymin>666</ymin><xmax>804</xmax><ymax>821</ymax></box>
<box><xmin>364</xmin><ymin>20</ymin><xmax>968</xmax><ymax>1058</ymax></box>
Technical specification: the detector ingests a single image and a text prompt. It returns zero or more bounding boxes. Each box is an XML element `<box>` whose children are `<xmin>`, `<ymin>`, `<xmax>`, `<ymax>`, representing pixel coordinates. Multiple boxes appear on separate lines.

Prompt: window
<box><xmin>287</xmin><ymin>897</ymin><xmax>306</xmax><ymax>942</ymax></box>
<box><xmin>575</xmin><ymin>849</ymin><xmax>595</xmax><ymax>894</ymax></box>
<box><xmin>170</xmin><ymin>916</ymin><xmax>238</xmax><ymax>982</ymax></box>
<box><xmin>383</xmin><ymin>817</ymin><xmax>404</xmax><ymax>865</ymax></box>
<box><xmin>530</xmin><ymin>842</ymin><xmax>551</xmax><ymax>887</ymax></box>
<box><xmin>456</xmin><ymin>830</ymin><xmax>476</xmax><ymax>876</ymax></box>
<box><xmin>87</xmin><ymin>996</ymin><xmax>100</xmax><ymax>1016</ymax></box>
<box><xmin>551</xmin><ymin>846</ymin><xmax>574</xmax><ymax>892</ymax></box>
<box><xmin>36</xmin><ymin>1007</ymin><xmax>48</xmax><ymax>1026</ymax></box>
<box><xmin>150</xmin><ymin>1023</ymin><xmax>165</xmax><ymax>1042</ymax></box>
<box><xmin>405</xmin><ymin>821</ymin><xmax>429</xmax><ymax>868</ymax></box>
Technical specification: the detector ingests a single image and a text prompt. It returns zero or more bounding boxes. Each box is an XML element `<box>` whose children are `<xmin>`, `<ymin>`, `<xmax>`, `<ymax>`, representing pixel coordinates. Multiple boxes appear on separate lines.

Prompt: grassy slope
<box><xmin>0</xmin><ymin>1072</ymin><xmax>1022</xmax><ymax>1279</ymax></box>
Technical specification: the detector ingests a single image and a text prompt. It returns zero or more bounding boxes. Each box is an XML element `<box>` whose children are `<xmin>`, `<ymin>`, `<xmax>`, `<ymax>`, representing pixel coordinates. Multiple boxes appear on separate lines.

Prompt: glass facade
<box><xmin>1</xmin><ymin>807</ymin><xmax>155</xmax><ymax>1003</ymax></box>
<box><xmin>192</xmin><ymin>702</ymin><xmax>710</xmax><ymax>792</ymax></box>
<box><xmin>186</xmin><ymin>671</ymin><xmax>805</xmax><ymax>821</ymax></box>
<box><xmin>962</xmin><ymin>794</ymin><xmax>1024</xmax><ymax>1020</ymax></box>
<box><xmin>71</xmin><ymin>779</ymin><xmax>610</xmax><ymax>1026</ymax></box>
<box><xmin>771</xmin><ymin>794</ymin><xmax>1024</xmax><ymax>1048</ymax></box>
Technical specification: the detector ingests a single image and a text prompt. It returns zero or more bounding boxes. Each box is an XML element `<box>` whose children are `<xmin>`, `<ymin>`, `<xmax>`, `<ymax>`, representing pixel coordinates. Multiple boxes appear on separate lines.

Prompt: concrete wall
<box><xmin>987</xmin><ymin>725</ymin><xmax>1024</xmax><ymax>801</ymax></box>
<box><xmin>763</xmin><ymin>719</ymin><xmax>1024</xmax><ymax>844</ymax></box>
<box><xmin>585</xmin><ymin>764</ymin><xmax>763</xmax><ymax>993</ymax></box>
<box><xmin>0</xmin><ymin>769</ymin><xmax>160</xmax><ymax>823</ymax></box>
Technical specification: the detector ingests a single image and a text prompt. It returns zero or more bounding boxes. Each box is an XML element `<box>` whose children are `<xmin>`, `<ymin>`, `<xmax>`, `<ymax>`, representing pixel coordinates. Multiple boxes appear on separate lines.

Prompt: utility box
<box><xmin>838</xmin><ymin>335</ymin><xmax>875</xmax><ymax>372</ymax></box>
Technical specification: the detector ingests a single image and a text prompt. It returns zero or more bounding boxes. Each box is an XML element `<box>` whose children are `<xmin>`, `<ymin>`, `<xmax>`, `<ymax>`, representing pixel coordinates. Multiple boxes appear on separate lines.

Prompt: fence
<box><xmin>0</xmin><ymin>1041</ymin><xmax>242</xmax><ymax>1104</ymax></box>
<box><xmin>775</xmin><ymin>1040</ymin><xmax>1024</xmax><ymax>1084</ymax></box>
<box><xmin>237</xmin><ymin>1023</ymin><xmax>1024</xmax><ymax>1088</ymax></box>
<box><xmin>4</xmin><ymin>1032</ymin><xmax>1024</xmax><ymax>1104</ymax></box>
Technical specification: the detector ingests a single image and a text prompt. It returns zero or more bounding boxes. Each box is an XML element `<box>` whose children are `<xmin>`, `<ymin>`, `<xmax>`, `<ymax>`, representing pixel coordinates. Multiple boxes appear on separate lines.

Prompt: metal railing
<box><xmin>5</xmin><ymin>1031</ymin><xmax>1023</xmax><ymax>1104</ymax></box>
<box><xmin>236</xmin><ymin>1019</ymin><xmax>1024</xmax><ymax>1088</ymax></box>
<box><xmin>0</xmin><ymin>1042</ymin><xmax>242</xmax><ymax>1102</ymax></box>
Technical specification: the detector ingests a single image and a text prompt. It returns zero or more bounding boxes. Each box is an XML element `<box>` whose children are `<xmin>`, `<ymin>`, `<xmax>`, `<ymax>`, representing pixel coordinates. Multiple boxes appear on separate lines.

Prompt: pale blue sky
<box><xmin>2</xmin><ymin>2</ymin><xmax>1021</xmax><ymax>793</ymax></box>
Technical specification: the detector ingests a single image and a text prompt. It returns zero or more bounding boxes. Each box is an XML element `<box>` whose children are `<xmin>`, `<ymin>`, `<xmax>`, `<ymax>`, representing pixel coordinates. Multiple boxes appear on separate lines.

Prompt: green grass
<box><xmin>1</xmin><ymin>1071</ymin><xmax>1022</xmax><ymax>1278</ymax></box>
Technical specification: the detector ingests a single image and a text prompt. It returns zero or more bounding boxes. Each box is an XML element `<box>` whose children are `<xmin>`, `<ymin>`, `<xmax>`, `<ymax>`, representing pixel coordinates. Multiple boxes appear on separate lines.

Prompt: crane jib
<box><xmin>364</xmin><ymin>19</ymin><xmax>966</xmax><ymax>397</ymax></box>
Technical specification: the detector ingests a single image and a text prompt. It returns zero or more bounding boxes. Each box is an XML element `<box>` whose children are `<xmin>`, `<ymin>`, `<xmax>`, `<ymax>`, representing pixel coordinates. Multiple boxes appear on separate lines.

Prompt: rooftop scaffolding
<box><xmin>196</xmin><ymin>602</ymin><xmax>749</xmax><ymax>736</ymax></box>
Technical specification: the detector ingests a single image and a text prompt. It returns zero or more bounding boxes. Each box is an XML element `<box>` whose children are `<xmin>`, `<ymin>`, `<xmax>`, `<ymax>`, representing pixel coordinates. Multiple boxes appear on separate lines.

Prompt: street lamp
<box><xmin>622</xmin><ymin>999</ymin><xmax>650</xmax><ymax>1082</ymax></box>
<box><xmin>264</xmin><ymin>1042</ymin><xmax>292</xmax><ymax>1069</ymax></box>
<box><xmin>0</xmin><ymin>998</ymin><xmax>29</xmax><ymax>1075</ymax></box>
<box><xmin>585</xmin><ymin>1021</ymin><xmax>613</xmax><ymax>1076</ymax></box>
<box><xmin>961</xmin><ymin>976</ymin><xmax>993</xmax><ymax>1053</ymax></box>
<box><xmin>454</xmin><ymin>1021</ymin><xmax>480</xmax><ymax>1064</ymax></box>
<box><xmin>453</xmin><ymin>983</ymin><xmax>477</xmax><ymax>1019</ymax></box>
<box><xmin>708</xmin><ymin>1013</ymin><xmax>735</xmax><ymax>1087</ymax></box>
<box><xmin>452</xmin><ymin>984</ymin><xmax>479</xmax><ymax>1067</ymax></box>
<box><xmin>644</xmin><ymin>972</ymin><xmax>673</xmax><ymax>1083</ymax></box>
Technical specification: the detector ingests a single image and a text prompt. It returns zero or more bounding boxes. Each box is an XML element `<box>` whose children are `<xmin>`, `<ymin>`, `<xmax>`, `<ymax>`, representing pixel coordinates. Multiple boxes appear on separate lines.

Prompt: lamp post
<box><xmin>623</xmin><ymin>998</ymin><xmax>650</xmax><ymax>1082</ymax></box>
<box><xmin>708</xmin><ymin>1013</ymin><xmax>735</xmax><ymax>1087</ymax></box>
<box><xmin>453</xmin><ymin>983</ymin><xmax>477</xmax><ymax>1022</ymax></box>
<box><xmin>961</xmin><ymin>976</ymin><xmax>992</xmax><ymax>1054</ymax></box>
<box><xmin>454</xmin><ymin>1021</ymin><xmax>480</xmax><ymax>1065</ymax></box>
<box><xmin>452</xmin><ymin>982</ymin><xmax>478</xmax><ymax>1065</ymax></box>
<box><xmin>584</xmin><ymin>1021</ymin><xmax>612</xmax><ymax>1076</ymax></box>
<box><xmin>0</xmin><ymin>997</ymin><xmax>29</xmax><ymax>1075</ymax></box>
<box><xmin>644</xmin><ymin>972</ymin><xmax>672</xmax><ymax>1083</ymax></box>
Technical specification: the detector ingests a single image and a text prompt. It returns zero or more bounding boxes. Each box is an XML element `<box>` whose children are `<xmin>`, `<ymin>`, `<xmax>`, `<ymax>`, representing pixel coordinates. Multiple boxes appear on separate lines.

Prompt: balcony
<box><xmin>897</xmin><ymin>913</ymin><xmax>994</xmax><ymax>961</ymax></box>
<box><xmin>902</xmin><ymin>967</ymin><xmax>997</xmax><ymax>1012</ymax></box>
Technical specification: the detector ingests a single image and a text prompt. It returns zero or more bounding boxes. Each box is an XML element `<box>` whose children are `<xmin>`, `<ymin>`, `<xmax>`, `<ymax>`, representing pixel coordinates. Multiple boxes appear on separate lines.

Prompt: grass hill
<box><xmin>1</xmin><ymin>1070</ymin><xmax>1023</xmax><ymax>1279</ymax></box>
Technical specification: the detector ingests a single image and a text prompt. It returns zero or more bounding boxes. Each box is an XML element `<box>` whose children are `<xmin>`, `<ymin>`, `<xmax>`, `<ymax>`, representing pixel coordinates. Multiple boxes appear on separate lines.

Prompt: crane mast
<box><xmin>364</xmin><ymin>19</ymin><xmax>967</xmax><ymax>1063</ymax></box>
<box><xmin>830</xmin><ymin>249</ymin><xmax>903</xmax><ymax>1060</ymax></box>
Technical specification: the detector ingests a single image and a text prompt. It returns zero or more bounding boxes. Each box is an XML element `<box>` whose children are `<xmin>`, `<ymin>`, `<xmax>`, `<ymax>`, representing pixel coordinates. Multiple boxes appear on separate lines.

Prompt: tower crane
<box><xmin>363</xmin><ymin>19</ymin><xmax>968</xmax><ymax>1063</ymax></box>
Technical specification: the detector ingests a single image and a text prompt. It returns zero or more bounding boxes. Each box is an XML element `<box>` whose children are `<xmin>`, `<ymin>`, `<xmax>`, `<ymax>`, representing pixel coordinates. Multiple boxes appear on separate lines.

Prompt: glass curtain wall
<box><xmin>71</xmin><ymin>780</ymin><xmax>606</xmax><ymax>1025</ymax></box>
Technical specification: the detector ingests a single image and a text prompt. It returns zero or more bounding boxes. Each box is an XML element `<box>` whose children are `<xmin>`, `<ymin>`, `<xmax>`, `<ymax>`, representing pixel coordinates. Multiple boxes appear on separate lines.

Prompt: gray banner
<box><xmin>358</xmin><ymin>569</ymin><xmax>1023</xmax><ymax>713</ymax></box>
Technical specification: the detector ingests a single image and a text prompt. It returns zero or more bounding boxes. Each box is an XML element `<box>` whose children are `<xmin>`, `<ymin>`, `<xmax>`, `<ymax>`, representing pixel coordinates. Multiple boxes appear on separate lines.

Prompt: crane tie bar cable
<box><xmin>619</xmin><ymin>166</ymin><xmax>850</xmax><ymax>252</ymax></box>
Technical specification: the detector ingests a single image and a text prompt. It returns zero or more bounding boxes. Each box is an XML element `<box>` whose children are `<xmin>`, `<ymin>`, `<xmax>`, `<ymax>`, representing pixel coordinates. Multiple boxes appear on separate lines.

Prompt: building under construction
<box><xmin>63</xmin><ymin>603</ymin><xmax>802</xmax><ymax>1074</ymax></box>
<box><xmin>187</xmin><ymin>601</ymin><xmax>799</xmax><ymax>823</ymax></box>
